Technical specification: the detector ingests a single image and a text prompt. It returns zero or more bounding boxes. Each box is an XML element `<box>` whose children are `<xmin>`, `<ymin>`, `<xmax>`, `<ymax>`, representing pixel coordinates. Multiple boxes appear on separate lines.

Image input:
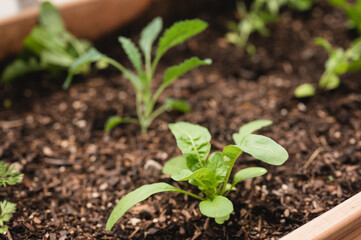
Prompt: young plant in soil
<box><xmin>1</xmin><ymin>1</ymin><xmax>95</xmax><ymax>84</ymax></box>
<box><xmin>294</xmin><ymin>37</ymin><xmax>361</xmax><ymax>98</ymax></box>
<box><xmin>64</xmin><ymin>17</ymin><xmax>211</xmax><ymax>134</ymax></box>
<box><xmin>106</xmin><ymin>120</ymin><xmax>288</xmax><ymax>230</ymax></box>
<box><xmin>0</xmin><ymin>161</ymin><xmax>23</xmax><ymax>234</ymax></box>
<box><xmin>226</xmin><ymin>0</ymin><xmax>313</xmax><ymax>55</ymax></box>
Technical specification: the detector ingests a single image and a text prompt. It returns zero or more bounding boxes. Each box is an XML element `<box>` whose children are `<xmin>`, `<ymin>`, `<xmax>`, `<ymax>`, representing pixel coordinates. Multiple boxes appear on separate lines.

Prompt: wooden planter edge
<box><xmin>281</xmin><ymin>191</ymin><xmax>361</xmax><ymax>240</ymax></box>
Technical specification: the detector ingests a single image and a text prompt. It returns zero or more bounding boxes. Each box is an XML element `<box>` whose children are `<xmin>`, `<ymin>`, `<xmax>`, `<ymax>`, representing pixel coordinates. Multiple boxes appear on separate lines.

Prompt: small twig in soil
<box><xmin>302</xmin><ymin>147</ymin><xmax>324</xmax><ymax>170</ymax></box>
<box><xmin>128</xmin><ymin>227</ymin><xmax>140</xmax><ymax>239</ymax></box>
<box><xmin>0</xmin><ymin>119</ymin><xmax>24</xmax><ymax>129</ymax></box>
<box><xmin>7</xmin><ymin>230</ymin><xmax>13</xmax><ymax>240</ymax></box>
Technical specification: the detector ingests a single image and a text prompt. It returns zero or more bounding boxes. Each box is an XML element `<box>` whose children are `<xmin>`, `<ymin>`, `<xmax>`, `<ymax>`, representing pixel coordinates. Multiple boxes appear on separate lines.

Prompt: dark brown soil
<box><xmin>1</xmin><ymin>1</ymin><xmax>361</xmax><ymax>239</ymax></box>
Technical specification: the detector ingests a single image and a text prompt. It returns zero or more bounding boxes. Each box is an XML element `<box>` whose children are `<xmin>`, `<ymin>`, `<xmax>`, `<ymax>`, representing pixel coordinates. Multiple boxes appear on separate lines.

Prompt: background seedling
<box><xmin>65</xmin><ymin>17</ymin><xmax>211</xmax><ymax>134</ymax></box>
<box><xmin>106</xmin><ymin>120</ymin><xmax>288</xmax><ymax>230</ymax></box>
<box><xmin>1</xmin><ymin>1</ymin><xmax>95</xmax><ymax>84</ymax></box>
<box><xmin>328</xmin><ymin>0</ymin><xmax>361</xmax><ymax>34</ymax></box>
<box><xmin>294</xmin><ymin>37</ymin><xmax>361</xmax><ymax>97</ymax></box>
<box><xmin>0</xmin><ymin>161</ymin><xmax>23</xmax><ymax>234</ymax></box>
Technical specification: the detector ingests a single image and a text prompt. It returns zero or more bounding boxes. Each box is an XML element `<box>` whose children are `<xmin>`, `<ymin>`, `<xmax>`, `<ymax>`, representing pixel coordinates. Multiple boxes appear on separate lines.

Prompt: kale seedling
<box><xmin>294</xmin><ymin>37</ymin><xmax>361</xmax><ymax>98</ymax></box>
<box><xmin>1</xmin><ymin>1</ymin><xmax>94</xmax><ymax>84</ymax></box>
<box><xmin>106</xmin><ymin>120</ymin><xmax>288</xmax><ymax>230</ymax></box>
<box><xmin>0</xmin><ymin>161</ymin><xmax>23</xmax><ymax>234</ymax></box>
<box><xmin>226</xmin><ymin>0</ymin><xmax>313</xmax><ymax>54</ymax></box>
<box><xmin>65</xmin><ymin>17</ymin><xmax>211</xmax><ymax>134</ymax></box>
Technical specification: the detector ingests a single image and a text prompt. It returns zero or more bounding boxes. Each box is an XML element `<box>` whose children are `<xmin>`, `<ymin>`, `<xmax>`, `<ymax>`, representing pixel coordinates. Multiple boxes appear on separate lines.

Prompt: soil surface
<box><xmin>1</xmin><ymin>1</ymin><xmax>361</xmax><ymax>239</ymax></box>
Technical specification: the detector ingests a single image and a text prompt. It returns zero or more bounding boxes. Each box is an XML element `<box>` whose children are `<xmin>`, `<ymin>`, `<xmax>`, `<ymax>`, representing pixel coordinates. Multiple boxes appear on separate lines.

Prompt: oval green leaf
<box><xmin>162</xmin><ymin>156</ymin><xmax>188</xmax><ymax>175</ymax></box>
<box><xmin>294</xmin><ymin>83</ymin><xmax>316</xmax><ymax>98</ymax></box>
<box><xmin>232</xmin><ymin>167</ymin><xmax>267</xmax><ymax>186</ymax></box>
<box><xmin>199</xmin><ymin>196</ymin><xmax>233</xmax><ymax>218</ymax></box>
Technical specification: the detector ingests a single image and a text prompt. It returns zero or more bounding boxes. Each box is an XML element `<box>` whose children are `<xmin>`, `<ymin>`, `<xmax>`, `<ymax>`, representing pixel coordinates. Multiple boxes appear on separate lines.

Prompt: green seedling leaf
<box><xmin>156</xmin><ymin>19</ymin><xmax>208</xmax><ymax>57</ymax></box>
<box><xmin>233</xmin><ymin>119</ymin><xmax>273</xmax><ymax>144</ymax></box>
<box><xmin>0</xmin><ymin>200</ymin><xmax>17</xmax><ymax>234</ymax></box>
<box><xmin>206</xmin><ymin>152</ymin><xmax>227</xmax><ymax>183</ymax></box>
<box><xmin>106</xmin><ymin>182</ymin><xmax>186</xmax><ymax>230</ymax></box>
<box><xmin>163</xmin><ymin>57</ymin><xmax>212</xmax><ymax>87</ymax></box>
<box><xmin>0</xmin><ymin>161</ymin><xmax>23</xmax><ymax>187</ymax></box>
<box><xmin>199</xmin><ymin>196</ymin><xmax>233</xmax><ymax>218</ymax></box>
<box><xmin>38</xmin><ymin>1</ymin><xmax>64</xmax><ymax>33</ymax></box>
<box><xmin>1</xmin><ymin>58</ymin><xmax>42</xmax><ymax>84</ymax></box>
<box><xmin>164</xmin><ymin>98</ymin><xmax>191</xmax><ymax>113</ymax></box>
<box><xmin>162</xmin><ymin>156</ymin><xmax>189</xmax><ymax>175</ymax></box>
<box><xmin>64</xmin><ymin>48</ymin><xmax>105</xmax><ymax>89</ymax></box>
<box><xmin>232</xmin><ymin>167</ymin><xmax>267</xmax><ymax>186</ymax></box>
<box><xmin>222</xmin><ymin>145</ymin><xmax>243</xmax><ymax>168</ymax></box>
<box><xmin>139</xmin><ymin>17</ymin><xmax>162</xmax><ymax>57</ymax></box>
<box><xmin>104</xmin><ymin>116</ymin><xmax>138</xmax><ymax>132</ymax></box>
<box><xmin>118</xmin><ymin>37</ymin><xmax>143</xmax><ymax>73</ymax></box>
<box><xmin>294</xmin><ymin>83</ymin><xmax>316</xmax><ymax>98</ymax></box>
<box><xmin>319</xmin><ymin>72</ymin><xmax>340</xmax><ymax>90</ymax></box>
<box><xmin>326</xmin><ymin>49</ymin><xmax>349</xmax><ymax>74</ymax></box>
<box><xmin>169</xmin><ymin>122</ymin><xmax>211</xmax><ymax>171</ymax></box>
<box><xmin>315</xmin><ymin>37</ymin><xmax>333</xmax><ymax>54</ymax></box>
<box><xmin>172</xmin><ymin>168</ymin><xmax>218</xmax><ymax>194</ymax></box>
<box><xmin>215</xmin><ymin>214</ymin><xmax>231</xmax><ymax>224</ymax></box>
<box><xmin>239</xmin><ymin>134</ymin><xmax>288</xmax><ymax>165</ymax></box>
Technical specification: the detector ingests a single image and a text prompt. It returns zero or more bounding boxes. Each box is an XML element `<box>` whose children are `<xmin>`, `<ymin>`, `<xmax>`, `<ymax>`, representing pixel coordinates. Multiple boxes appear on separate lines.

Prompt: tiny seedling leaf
<box><xmin>205</xmin><ymin>152</ymin><xmax>227</xmax><ymax>183</ymax></box>
<box><xmin>139</xmin><ymin>17</ymin><xmax>163</xmax><ymax>57</ymax></box>
<box><xmin>1</xmin><ymin>58</ymin><xmax>43</xmax><ymax>84</ymax></box>
<box><xmin>162</xmin><ymin>156</ymin><xmax>189</xmax><ymax>175</ymax></box>
<box><xmin>294</xmin><ymin>83</ymin><xmax>316</xmax><ymax>98</ymax></box>
<box><xmin>118</xmin><ymin>37</ymin><xmax>143</xmax><ymax>73</ymax></box>
<box><xmin>0</xmin><ymin>161</ymin><xmax>23</xmax><ymax>187</ymax></box>
<box><xmin>38</xmin><ymin>1</ymin><xmax>65</xmax><ymax>33</ymax></box>
<box><xmin>239</xmin><ymin>134</ymin><xmax>288</xmax><ymax>165</ymax></box>
<box><xmin>319</xmin><ymin>72</ymin><xmax>340</xmax><ymax>90</ymax></box>
<box><xmin>163</xmin><ymin>57</ymin><xmax>212</xmax><ymax>87</ymax></box>
<box><xmin>169</xmin><ymin>122</ymin><xmax>211</xmax><ymax>171</ymax></box>
<box><xmin>164</xmin><ymin>98</ymin><xmax>191</xmax><ymax>113</ymax></box>
<box><xmin>199</xmin><ymin>196</ymin><xmax>233</xmax><ymax>218</ymax></box>
<box><xmin>171</xmin><ymin>168</ymin><xmax>218</xmax><ymax>193</ymax></box>
<box><xmin>156</xmin><ymin>19</ymin><xmax>208</xmax><ymax>57</ymax></box>
<box><xmin>222</xmin><ymin>145</ymin><xmax>243</xmax><ymax>168</ymax></box>
<box><xmin>233</xmin><ymin>119</ymin><xmax>273</xmax><ymax>144</ymax></box>
<box><xmin>232</xmin><ymin>167</ymin><xmax>267</xmax><ymax>186</ymax></box>
<box><xmin>106</xmin><ymin>182</ymin><xmax>185</xmax><ymax>230</ymax></box>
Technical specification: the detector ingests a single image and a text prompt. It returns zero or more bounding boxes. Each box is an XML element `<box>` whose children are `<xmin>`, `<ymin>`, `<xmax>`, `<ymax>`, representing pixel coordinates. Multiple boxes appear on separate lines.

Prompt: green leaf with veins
<box><xmin>169</xmin><ymin>122</ymin><xmax>211</xmax><ymax>171</ymax></box>
<box><xmin>239</xmin><ymin>134</ymin><xmax>288</xmax><ymax>165</ymax></box>
<box><xmin>156</xmin><ymin>19</ymin><xmax>208</xmax><ymax>58</ymax></box>
<box><xmin>162</xmin><ymin>156</ymin><xmax>189</xmax><ymax>175</ymax></box>
<box><xmin>118</xmin><ymin>37</ymin><xmax>143</xmax><ymax>74</ymax></box>
<box><xmin>139</xmin><ymin>17</ymin><xmax>163</xmax><ymax>57</ymax></box>
<box><xmin>233</xmin><ymin>119</ymin><xmax>273</xmax><ymax>144</ymax></box>
<box><xmin>205</xmin><ymin>152</ymin><xmax>227</xmax><ymax>183</ymax></box>
<box><xmin>199</xmin><ymin>196</ymin><xmax>233</xmax><ymax>219</ymax></box>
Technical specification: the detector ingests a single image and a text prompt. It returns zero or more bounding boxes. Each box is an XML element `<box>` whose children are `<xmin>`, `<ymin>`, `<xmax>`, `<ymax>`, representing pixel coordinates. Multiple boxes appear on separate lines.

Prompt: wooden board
<box><xmin>281</xmin><ymin>192</ymin><xmax>361</xmax><ymax>240</ymax></box>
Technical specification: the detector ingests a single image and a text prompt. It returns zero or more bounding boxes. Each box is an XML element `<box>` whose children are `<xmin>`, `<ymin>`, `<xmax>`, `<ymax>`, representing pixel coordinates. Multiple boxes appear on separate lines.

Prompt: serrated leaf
<box><xmin>1</xmin><ymin>58</ymin><xmax>43</xmax><ymax>84</ymax></box>
<box><xmin>163</xmin><ymin>57</ymin><xmax>212</xmax><ymax>87</ymax></box>
<box><xmin>106</xmin><ymin>183</ymin><xmax>185</xmax><ymax>230</ymax></box>
<box><xmin>232</xmin><ymin>167</ymin><xmax>267</xmax><ymax>186</ymax></box>
<box><xmin>156</xmin><ymin>19</ymin><xmax>208</xmax><ymax>57</ymax></box>
<box><xmin>0</xmin><ymin>200</ymin><xmax>16</xmax><ymax>233</ymax></box>
<box><xmin>294</xmin><ymin>83</ymin><xmax>316</xmax><ymax>98</ymax></box>
<box><xmin>233</xmin><ymin>120</ymin><xmax>273</xmax><ymax>144</ymax></box>
<box><xmin>169</xmin><ymin>122</ymin><xmax>211</xmax><ymax>171</ymax></box>
<box><xmin>205</xmin><ymin>152</ymin><xmax>227</xmax><ymax>183</ymax></box>
<box><xmin>239</xmin><ymin>134</ymin><xmax>288</xmax><ymax>165</ymax></box>
<box><xmin>162</xmin><ymin>156</ymin><xmax>188</xmax><ymax>175</ymax></box>
<box><xmin>199</xmin><ymin>196</ymin><xmax>233</xmax><ymax>218</ymax></box>
<box><xmin>0</xmin><ymin>161</ymin><xmax>23</xmax><ymax>187</ymax></box>
<box><xmin>63</xmin><ymin>48</ymin><xmax>106</xmax><ymax>89</ymax></box>
<box><xmin>118</xmin><ymin>37</ymin><xmax>143</xmax><ymax>73</ymax></box>
<box><xmin>164</xmin><ymin>98</ymin><xmax>190</xmax><ymax>113</ymax></box>
<box><xmin>139</xmin><ymin>17</ymin><xmax>163</xmax><ymax>57</ymax></box>
<box><xmin>38</xmin><ymin>2</ymin><xmax>65</xmax><ymax>33</ymax></box>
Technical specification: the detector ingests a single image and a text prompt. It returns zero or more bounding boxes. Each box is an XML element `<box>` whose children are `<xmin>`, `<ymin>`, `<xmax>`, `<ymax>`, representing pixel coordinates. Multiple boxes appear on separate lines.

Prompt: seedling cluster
<box><xmin>106</xmin><ymin>120</ymin><xmax>288</xmax><ymax>229</ymax></box>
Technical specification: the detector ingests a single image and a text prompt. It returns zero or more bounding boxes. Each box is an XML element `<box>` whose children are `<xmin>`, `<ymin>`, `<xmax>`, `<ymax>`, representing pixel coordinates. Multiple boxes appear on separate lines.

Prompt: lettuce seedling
<box><xmin>65</xmin><ymin>18</ymin><xmax>211</xmax><ymax>134</ymax></box>
<box><xmin>106</xmin><ymin>120</ymin><xmax>288</xmax><ymax>230</ymax></box>
<box><xmin>0</xmin><ymin>161</ymin><xmax>23</xmax><ymax>234</ymax></box>
<box><xmin>295</xmin><ymin>37</ymin><xmax>361</xmax><ymax>98</ymax></box>
<box><xmin>1</xmin><ymin>1</ymin><xmax>94</xmax><ymax>84</ymax></box>
<box><xmin>226</xmin><ymin>0</ymin><xmax>313</xmax><ymax>54</ymax></box>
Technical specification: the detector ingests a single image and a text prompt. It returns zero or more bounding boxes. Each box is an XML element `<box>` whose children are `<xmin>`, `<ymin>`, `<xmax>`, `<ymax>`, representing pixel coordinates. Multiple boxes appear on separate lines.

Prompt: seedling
<box><xmin>65</xmin><ymin>18</ymin><xmax>211</xmax><ymax>134</ymax></box>
<box><xmin>106</xmin><ymin>120</ymin><xmax>288</xmax><ymax>230</ymax></box>
<box><xmin>0</xmin><ymin>161</ymin><xmax>23</xmax><ymax>234</ymax></box>
<box><xmin>294</xmin><ymin>37</ymin><xmax>361</xmax><ymax>97</ymax></box>
<box><xmin>226</xmin><ymin>0</ymin><xmax>313</xmax><ymax>54</ymax></box>
<box><xmin>328</xmin><ymin>0</ymin><xmax>361</xmax><ymax>34</ymax></box>
<box><xmin>1</xmin><ymin>1</ymin><xmax>94</xmax><ymax>84</ymax></box>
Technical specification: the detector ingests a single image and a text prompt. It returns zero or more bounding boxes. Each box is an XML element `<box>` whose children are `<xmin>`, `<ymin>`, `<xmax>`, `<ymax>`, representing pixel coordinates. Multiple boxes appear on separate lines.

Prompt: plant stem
<box><xmin>176</xmin><ymin>189</ymin><xmax>205</xmax><ymax>201</ymax></box>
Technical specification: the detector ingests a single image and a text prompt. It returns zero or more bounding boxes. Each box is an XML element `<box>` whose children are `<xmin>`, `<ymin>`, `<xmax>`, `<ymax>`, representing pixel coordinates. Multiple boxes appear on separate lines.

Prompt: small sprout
<box><xmin>106</xmin><ymin>120</ymin><xmax>288</xmax><ymax>230</ymax></box>
<box><xmin>294</xmin><ymin>37</ymin><xmax>361</xmax><ymax>97</ymax></box>
<box><xmin>66</xmin><ymin>17</ymin><xmax>211</xmax><ymax>134</ymax></box>
<box><xmin>328</xmin><ymin>0</ymin><xmax>361</xmax><ymax>34</ymax></box>
<box><xmin>0</xmin><ymin>161</ymin><xmax>23</xmax><ymax>234</ymax></box>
